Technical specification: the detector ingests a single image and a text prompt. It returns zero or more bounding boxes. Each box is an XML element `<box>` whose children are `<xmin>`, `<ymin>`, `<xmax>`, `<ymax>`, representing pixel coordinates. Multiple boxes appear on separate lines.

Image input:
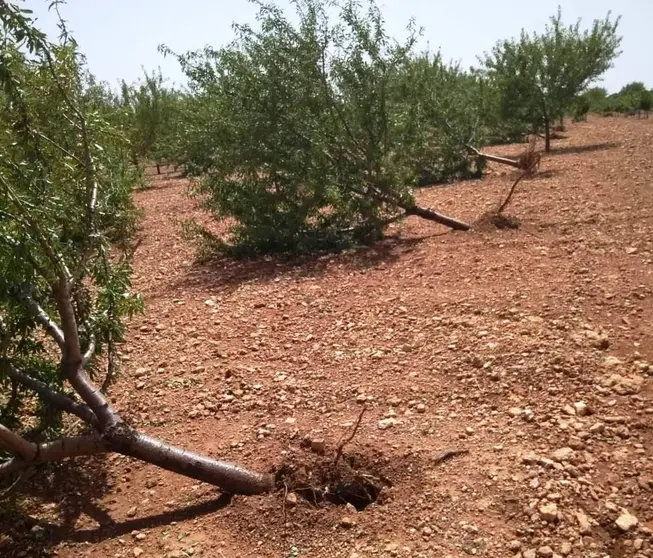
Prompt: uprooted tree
<box><xmin>0</xmin><ymin>3</ymin><xmax>275</xmax><ymax>496</ymax></box>
<box><xmin>161</xmin><ymin>0</ymin><xmax>478</xmax><ymax>257</ymax></box>
<box><xmin>481</xmin><ymin>8</ymin><xmax>622</xmax><ymax>152</ymax></box>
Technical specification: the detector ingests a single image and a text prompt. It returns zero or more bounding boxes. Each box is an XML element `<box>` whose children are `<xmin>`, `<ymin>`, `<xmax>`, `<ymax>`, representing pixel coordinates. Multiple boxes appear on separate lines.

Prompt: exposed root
<box><xmin>433</xmin><ymin>449</ymin><xmax>470</xmax><ymax>465</ymax></box>
<box><xmin>516</xmin><ymin>136</ymin><xmax>541</xmax><ymax>176</ymax></box>
<box><xmin>333</xmin><ymin>407</ymin><xmax>366</xmax><ymax>466</ymax></box>
<box><xmin>276</xmin><ymin>449</ymin><xmax>391</xmax><ymax>511</ymax></box>
<box><xmin>474</xmin><ymin>212</ymin><xmax>521</xmax><ymax>231</ymax></box>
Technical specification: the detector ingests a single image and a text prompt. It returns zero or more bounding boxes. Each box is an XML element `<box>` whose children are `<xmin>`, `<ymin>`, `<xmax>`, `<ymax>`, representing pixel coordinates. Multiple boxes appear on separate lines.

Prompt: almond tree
<box><xmin>120</xmin><ymin>70</ymin><xmax>183</xmax><ymax>174</ymax></box>
<box><xmin>161</xmin><ymin>0</ymin><xmax>472</xmax><ymax>257</ymax></box>
<box><xmin>0</xmin><ymin>2</ymin><xmax>273</xmax><ymax>497</ymax></box>
<box><xmin>482</xmin><ymin>8</ymin><xmax>621</xmax><ymax>151</ymax></box>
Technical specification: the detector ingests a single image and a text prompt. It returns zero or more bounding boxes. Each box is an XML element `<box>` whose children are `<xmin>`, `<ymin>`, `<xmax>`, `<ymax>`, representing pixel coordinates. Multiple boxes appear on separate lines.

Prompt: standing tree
<box><xmin>121</xmin><ymin>70</ymin><xmax>181</xmax><ymax>174</ymax></box>
<box><xmin>482</xmin><ymin>8</ymin><xmax>621</xmax><ymax>151</ymax></box>
<box><xmin>0</xmin><ymin>3</ymin><xmax>274</xmax><ymax>496</ymax></box>
<box><xmin>639</xmin><ymin>89</ymin><xmax>652</xmax><ymax>118</ymax></box>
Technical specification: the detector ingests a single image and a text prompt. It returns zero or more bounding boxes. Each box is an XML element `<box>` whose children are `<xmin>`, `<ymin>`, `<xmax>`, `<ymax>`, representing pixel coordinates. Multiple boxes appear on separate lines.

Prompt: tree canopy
<box><xmin>161</xmin><ymin>0</ymin><xmax>482</xmax><ymax>256</ymax></box>
<box><xmin>482</xmin><ymin>8</ymin><xmax>622</xmax><ymax>151</ymax></box>
<box><xmin>0</xmin><ymin>2</ymin><xmax>274</xmax><ymax>499</ymax></box>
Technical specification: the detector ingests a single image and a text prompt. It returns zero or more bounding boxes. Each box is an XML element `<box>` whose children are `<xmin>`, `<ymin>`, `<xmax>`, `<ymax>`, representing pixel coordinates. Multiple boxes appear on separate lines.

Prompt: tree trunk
<box><xmin>404</xmin><ymin>205</ymin><xmax>470</xmax><ymax>231</ymax></box>
<box><xmin>465</xmin><ymin>145</ymin><xmax>521</xmax><ymax>169</ymax></box>
<box><xmin>2</xmin><ymin>367</ymin><xmax>276</xmax><ymax>495</ymax></box>
<box><xmin>156</xmin><ymin>163</ymin><xmax>161</xmax><ymax>175</ymax></box>
<box><xmin>544</xmin><ymin>118</ymin><xmax>551</xmax><ymax>152</ymax></box>
<box><xmin>112</xmin><ymin>429</ymin><xmax>274</xmax><ymax>495</ymax></box>
<box><xmin>0</xmin><ymin>435</ymin><xmax>109</xmax><ymax>477</ymax></box>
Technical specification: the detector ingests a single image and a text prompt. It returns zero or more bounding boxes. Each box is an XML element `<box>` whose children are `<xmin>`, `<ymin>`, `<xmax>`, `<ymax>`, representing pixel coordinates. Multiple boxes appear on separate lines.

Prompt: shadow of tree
<box><xmin>548</xmin><ymin>142</ymin><xmax>618</xmax><ymax>156</ymax></box>
<box><xmin>0</xmin><ymin>455</ymin><xmax>111</xmax><ymax>556</ymax></box>
<box><xmin>49</xmin><ymin>493</ymin><xmax>232</xmax><ymax>545</ymax></box>
<box><xmin>0</xmin><ymin>454</ymin><xmax>233</xmax><ymax>555</ymax></box>
<box><xmin>163</xmin><ymin>234</ymin><xmax>432</xmax><ymax>298</ymax></box>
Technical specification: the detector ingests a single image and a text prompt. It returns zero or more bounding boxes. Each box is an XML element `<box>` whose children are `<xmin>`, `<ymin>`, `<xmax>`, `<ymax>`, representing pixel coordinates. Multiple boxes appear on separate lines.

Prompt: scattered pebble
<box><xmin>539</xmin><ymin>502</ymin><xmax>558</xmax><ymax>523</ymax></box>
<box><xmin>378</xmin><ymin>417</ymin><xmax>400</xmax><ymax>430</ymax></box>
<box><xmin>615</xmin><ymin>510</ymin><xmax>638</xmax><ymax>532</ymax></box>
<box><xmin>340</xmin><ymin>516</ymin><xmax>356</xmax><ymax>528</ymax></box>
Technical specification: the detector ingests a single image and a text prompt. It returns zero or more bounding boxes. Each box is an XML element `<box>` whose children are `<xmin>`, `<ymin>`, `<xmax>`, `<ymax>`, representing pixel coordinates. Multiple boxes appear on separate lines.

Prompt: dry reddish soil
<box><xmin>2</xmin><ymin>116</ymin><xmax>653</xmax><ymax>558</ymax></box>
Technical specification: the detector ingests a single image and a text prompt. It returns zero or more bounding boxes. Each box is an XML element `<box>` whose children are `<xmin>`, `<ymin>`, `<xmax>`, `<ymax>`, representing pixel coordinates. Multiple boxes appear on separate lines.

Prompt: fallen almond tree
<box><xmin>0</xmin><ymin>3</ymin><xmax>273</xmax><ymax>496</ymax></box>
<box><xmin>466</xmin><ymin>136</ymin><xmax>542</xmax><ymax>176</ymax></box>
<box><xmin>161</xmin><ymin>0</ymin><xmax>480</xmax><ymax>256</ymax></box>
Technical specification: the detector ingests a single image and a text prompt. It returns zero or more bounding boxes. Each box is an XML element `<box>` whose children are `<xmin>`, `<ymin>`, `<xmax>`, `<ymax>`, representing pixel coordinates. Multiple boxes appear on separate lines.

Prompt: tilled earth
<box><xmin>2</xmin><ymin>116</ymin><xmax>653</xmax><ymax>558</ymax></box>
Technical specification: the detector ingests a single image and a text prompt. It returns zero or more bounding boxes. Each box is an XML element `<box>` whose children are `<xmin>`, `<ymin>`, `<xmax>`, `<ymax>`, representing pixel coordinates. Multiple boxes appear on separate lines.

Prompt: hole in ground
<box><xmin>296</xmin><ymin>477</ymin><xmax>382</xmax><ymax>510</ymax></box>
<box><xmin>276</xmin><ymin>451</ymin><xmax>391</xmax><ymax>511</ymax></box>
<box><xmin>474</xmin><ymin>211</ymin><xmax>521</xmax><ymax>231</ymax></box>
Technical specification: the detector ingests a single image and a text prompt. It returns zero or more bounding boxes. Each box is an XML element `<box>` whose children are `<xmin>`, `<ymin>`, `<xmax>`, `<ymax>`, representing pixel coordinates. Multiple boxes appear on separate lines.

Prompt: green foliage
<box><xmin>163</xmin><ymin>0</ymin><xmax>482</xmax><ymax>256</ymax></box>
<box><xmin>120</xmin><ymin>69</ymin><xmax>184</xmax><ymax>170</ymax></box>
<box><xmin>579</xmin><ymin>82</ymin><xmax>652</xmax><ymax>115</ymax></box>
<box><xmin>572</xmin><ymin>93</ymin><xmax>591</xmax><ymax>121</ymax></box>
<box><xmin>0</xmin><ymin>3</ymin><xmax>142</xmax><ymax>443</ymax></box>
<box><xmin>482</xmin><ymin>8</ymin><xmax>621</xmax><ymax>150</ymax></box>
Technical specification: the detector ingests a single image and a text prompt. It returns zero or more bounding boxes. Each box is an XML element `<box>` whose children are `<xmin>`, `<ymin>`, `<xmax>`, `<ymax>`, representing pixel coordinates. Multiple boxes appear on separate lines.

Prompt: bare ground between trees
<box><xmin>2</xmin><ymin>116</ymin><xmax>653</xmax><ymax>557</ymax></box>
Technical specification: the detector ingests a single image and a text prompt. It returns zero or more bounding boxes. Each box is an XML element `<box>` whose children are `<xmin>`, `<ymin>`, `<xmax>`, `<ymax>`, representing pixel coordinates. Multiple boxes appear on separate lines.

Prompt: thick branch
<box><xmin>466</xmin><ymin>144</ymin><xmax>521</xmax><ymax>168</ymax></box>
<box><xmin>0</xmin><ymin>434</ymin><xmax>108</xmax><ymax>478</ymax></box>
<box><xmin>5</xmin><ymin>365</ymin><xmax>98</xmax><ymax>427</ymax></box>
<box><xmin>404</xmin><ymin>205</ymin><xmax>470</xmax><ymax>231</ymax></box>
<box><xmin>62</xmin><ymin>364</ymin><xmax>120</xmax><ymax>430</ymax></box>
<box><xmin>0</xmin><ymin>424</ymin><xmax>37</xmax><ymax>461</ymax></box>
<box><xmin>112</xmin><ymin>430</ymin><xmax>275</xmax><ymax>496</ymax></box>
<box><xmin>51</xmin><ymin>283</ymin><xmax>121</xmax><ymax>429</ymax></box>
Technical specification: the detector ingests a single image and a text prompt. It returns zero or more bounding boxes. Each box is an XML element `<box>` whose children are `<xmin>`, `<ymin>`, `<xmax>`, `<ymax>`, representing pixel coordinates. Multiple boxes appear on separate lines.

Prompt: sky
<box><xmin>22</xmin><ymin>0</ymin><xmax>652</xmax><ymax>93</ymax></box>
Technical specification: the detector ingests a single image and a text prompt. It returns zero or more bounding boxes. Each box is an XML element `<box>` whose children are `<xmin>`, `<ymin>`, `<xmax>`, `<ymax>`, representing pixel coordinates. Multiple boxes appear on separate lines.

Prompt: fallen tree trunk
<box><xmin>2</xmin><ymin>360</ymin><xmax>275</xmax><ymax>495</ymax></box>
<box><xmin>404</xmin><ymin>205</ymin><xmax>470</xmax><ymax>231</ymax></box>
<box><xmin>0</xmin><ymin>434</ymin><xmax>110</xmax><ymax>477</ymax></box>
<box><xmin>466</xmin><ymin>140</ymin><xmax>541</xmax><ymax>176</ymax></box>
<box><xmin>343</xmin><ymin>183</ymin><xmax>470</xmax><ymax>232</ymax></box>
<box><xmin>0</xmin><ymin>285</ymin><xmax>277</xmax><ymax>497</ymax></box>
<box><xmin>466</xmin><ymin>144</ymin><xmax>521</xmax><ymax>168</ymax></box>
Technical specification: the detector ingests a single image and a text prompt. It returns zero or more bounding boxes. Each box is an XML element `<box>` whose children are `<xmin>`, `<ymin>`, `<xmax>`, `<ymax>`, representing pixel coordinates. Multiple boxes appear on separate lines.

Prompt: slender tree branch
<box><xmin>0</xmin><ymin>469</ymin><xmax>31</xmax><ymax>501</ymax></box>
<box><xmin>498</xmin><ymin>172</ymin><xmax>526</xmax><ymax>213</ymax></box>
<box><xmin>82</xmin><ymin>334</ymin><xmax>96</xmax><ymax>366</ymax></box>
<box><xmin>334</xmin><ymin>407</ymin><xmax>366</xmax><ymax>466</ymax></box>
<box><xmin>0</xmin><ymin>174</ymin><xmax>72</xmax><ymax>283</ymax></box>
<box><xmin>5</xmin><ymin>365</ymin><xmax>98</xmax><ymax>427</ymax></box>
<box><xmin>14</xmin><ymin>290</ymin><xmax>65</xmax><ymax>349</ymax></box>
<box><xmin>32</xmin><ymin>130</ymin><xmax>84</xmax><ymax>166</ymax></box>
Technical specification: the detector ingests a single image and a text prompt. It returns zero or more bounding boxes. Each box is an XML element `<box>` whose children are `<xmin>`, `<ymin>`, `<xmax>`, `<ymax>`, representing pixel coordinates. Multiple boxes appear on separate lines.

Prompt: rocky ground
<box><xmin>1</xmin><ymin>116</ymin><xmax>652</xmax><ymax>557</ymax></box>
